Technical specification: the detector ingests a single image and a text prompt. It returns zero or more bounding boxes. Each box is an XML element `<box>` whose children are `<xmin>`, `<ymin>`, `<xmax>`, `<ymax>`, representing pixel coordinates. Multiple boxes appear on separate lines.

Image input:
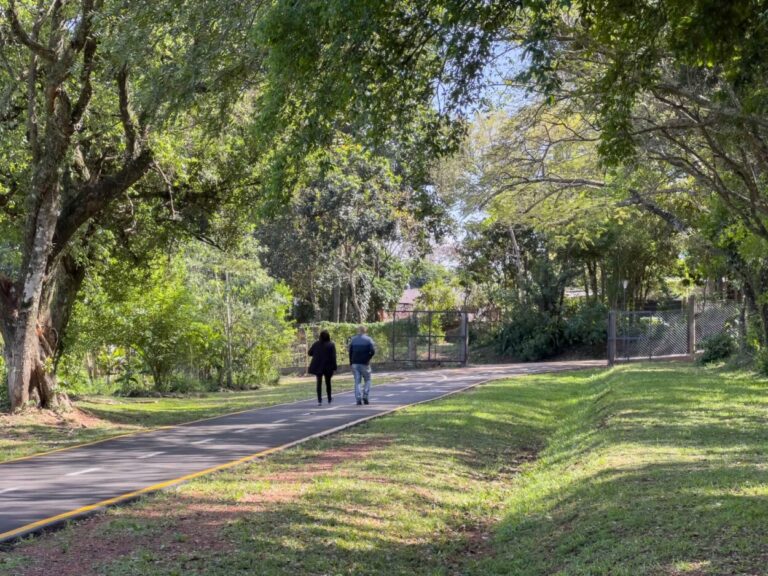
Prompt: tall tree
<box><xmin>510</xmin><ymin>0</ymin><xmax>768</xmax><ymax>339</ymax></box>
<box><xmin>0</xmin><ymin>0</ymin><xmax>525</xmax><ymax>410</ymax></box>
<box><xmin>256</xmin><ymin>138</ymin><xmax>435</xmax><ymax>323</ymax></box>
<box><xmin>0</xmin><ymin>0</ymin><xmax>264</xmax><ymax>410</ymax></box>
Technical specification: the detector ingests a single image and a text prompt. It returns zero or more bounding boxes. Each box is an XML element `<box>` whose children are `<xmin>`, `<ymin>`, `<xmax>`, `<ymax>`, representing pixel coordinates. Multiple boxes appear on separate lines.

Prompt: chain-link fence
<box><xmin>613</xmin><ymin>309</ymin><xmax>689</xmax><ymax>360</ymax></box>
<box><xmin>389</xmin><ymin>309</ymin><xmax>468</xmax><ymax>363</ymax></box>
<box><xmin>279</xmin><ymin>310</ymin><xmax>469</xmax><ymax>372</ymax></box>
<box><xmin>695</xmin><ymin>299</ymin><xmax>740</xmax><ymax>351</ymax></box>
<box><xmin>608</xmin><ymin>298</ymin><xmax>741</xmax><ymax>363</ymax></box>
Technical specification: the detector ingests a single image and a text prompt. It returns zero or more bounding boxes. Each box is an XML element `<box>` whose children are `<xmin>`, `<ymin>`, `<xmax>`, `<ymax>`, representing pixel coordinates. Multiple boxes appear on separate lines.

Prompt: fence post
<box><xmin>607</xmin><ymin>310</ymin><xmax>617</xmax><ymax>366</ymax></box>
<box><xmin>391</xmin><ymin>308</ymin><xmax>396</xmax><ymax>362</ymax></box>
<box><xmin>427</xmin><ymin>311</ymin><xmax>433</xmax><ymax>361</ymax></box>
<box><xmin>687</xmin><ymin>295</ymin><xmax>696</xmax><ymax>360</ymax></box>
<box><xmin>460</xmin><ymin>312</ymin><xmax>469</xmax><ymax>366</ymax></box>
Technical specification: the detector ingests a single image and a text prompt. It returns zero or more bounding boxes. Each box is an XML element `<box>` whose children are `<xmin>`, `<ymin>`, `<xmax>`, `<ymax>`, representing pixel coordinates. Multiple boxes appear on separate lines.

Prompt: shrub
<box><xmin>166</xmin><ymin>375</ymin><xmax>208</xmax><ymax>395</ymax></box>
<box><xmin>755</xmin><ymin>348</ymin><xmax>768</xmax><ymax>376</ymax></box>
<box><xmin>116</xmin><ymin>372</ymin><xmax>153</xmax><ymax>397</ymax></box>
<box><xmin>699</xmin><ymin>332</ymin><xmax>736</xmax><ymax>364</ymax></box>
<box><xmin>493</xmin><ymin>300</ymin><xmax>609</xmax><ymax>361</ymax></box>
<box><xmin>495</xmin><ymin>309</ymin><xmax>563</xmax><ymax>361</ymax></box>
<box><xmin>564</xmin><ymin>301</ymin><xmax>608</xmax><ymax>348</ymax></box>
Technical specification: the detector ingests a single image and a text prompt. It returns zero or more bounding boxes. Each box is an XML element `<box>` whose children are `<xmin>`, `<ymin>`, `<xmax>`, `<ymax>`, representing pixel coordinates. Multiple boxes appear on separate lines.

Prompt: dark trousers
<box><xmin>316</xmin><ymin>373</ymin><xmax>332</xmax><ymax>402</ymax></box>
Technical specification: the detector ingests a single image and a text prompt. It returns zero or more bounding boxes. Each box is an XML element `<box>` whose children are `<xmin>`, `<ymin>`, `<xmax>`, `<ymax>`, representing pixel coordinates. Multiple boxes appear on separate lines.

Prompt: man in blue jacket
<box><xmin>349</xmin><ymin>326</ymin><xmax>376</xmax><ymax>405</ymax></box>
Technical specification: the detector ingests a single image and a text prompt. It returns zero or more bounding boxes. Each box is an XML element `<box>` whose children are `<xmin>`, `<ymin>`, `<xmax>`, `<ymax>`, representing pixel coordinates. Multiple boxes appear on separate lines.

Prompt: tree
<box><xmin>65</xmin><ymin>236</ymin><xmax>295</xmax><ymax>393</ymax></box>
<box><xmin>0</xmin><ymin>0</ymin><xmax>266</xmax><ymax>410</ymax></box>
<box><xmin>507</xmin><ymin>1</ymin><xmax>768</xmax><ymax>340</ymax></box>
<box><xmin>186</xmin><ymin>238</ymin><xmax>294</xmax><ymax>389</ymax></box>
<box><xmin>439</xmin><ymin>98</ymin><xmax>683</xmax><ymax>314</ymax></box>
<box><xmin>67</xmin><ymin>255</ymin><xmax>204</xmax><ymax>392</ymax></box>
<box><xmin>252</xmin><ymin>0</ymin><xmax>519</xmax><ymax>198</ymax></box>
<box><xmin>256</xmin><ymin>137</ymin><xmax>441</xmax><ymax>323</ymax></box>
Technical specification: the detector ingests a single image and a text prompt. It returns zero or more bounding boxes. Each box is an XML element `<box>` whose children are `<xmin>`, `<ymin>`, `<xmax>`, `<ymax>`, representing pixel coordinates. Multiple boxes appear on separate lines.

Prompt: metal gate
<box><xmin>389</xmin><ymin>309</ymin><xmax>469</xmax><ymax>364</ymax></box>
<box><xmin>613</xmin><ymin>309</ymin><xmax>689</xmax><ymax>360</ymax></box>
<box><xmin>608</xmin><ymin>298</ymin><xmax>740</xmax><ymax>364</ymax></box>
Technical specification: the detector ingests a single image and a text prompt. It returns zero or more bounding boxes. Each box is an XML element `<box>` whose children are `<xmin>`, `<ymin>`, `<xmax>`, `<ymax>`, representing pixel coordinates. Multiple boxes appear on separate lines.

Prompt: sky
<box><xmin>427</xmin><ymin>41</ymin><xmax>530</xmax><ymax>269</ymax></box>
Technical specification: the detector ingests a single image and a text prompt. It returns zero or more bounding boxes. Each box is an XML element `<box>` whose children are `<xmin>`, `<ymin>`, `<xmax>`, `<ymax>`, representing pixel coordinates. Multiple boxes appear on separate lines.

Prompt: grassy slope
<box><xmin>0</xmin><ymin>375</ymin><xmax>388</xmax><ymax>463</ymax></box>
<box><xmin>483</xmin><ymin>364</ymin><xmax>768</xmax><ymax>576</ymax></box>
<box><xmin>2</xmin><ymin>364</ymin><xmax>767</xmax><ymax>575</ymax></box>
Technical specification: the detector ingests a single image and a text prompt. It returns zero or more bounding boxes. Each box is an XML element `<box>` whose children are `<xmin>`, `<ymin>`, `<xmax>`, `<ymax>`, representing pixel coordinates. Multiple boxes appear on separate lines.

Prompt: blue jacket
<box><xmin>348</xmin><ymin>334</ymin><xmax>376</xmax><ymax>365</ymax></box>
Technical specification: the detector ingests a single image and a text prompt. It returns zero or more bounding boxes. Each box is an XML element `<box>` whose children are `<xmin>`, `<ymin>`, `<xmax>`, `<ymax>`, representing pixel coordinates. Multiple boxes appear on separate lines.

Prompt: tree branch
<box><xmin>71</xmin><ymin>2</ymin><xmax>98</xmax><ymax>125</ymax></box>
<box><xmin>117</xmin><ymin>65</ymin><xmax>137</xmax><ymax>157</ymax></box>
<box><xmin>4</xmin><ymin>0</ymin><xmax>56</xmax><ymax>61</ymax></box>
<box><xmin>52</xmin><ymin>149</ymin><xmax>154</xmax><ymax>261</ymax></box>
<box><xmin>618</xmin><ymin>190</ymin><xmax>689</xmax><ymax>233</ymax></box>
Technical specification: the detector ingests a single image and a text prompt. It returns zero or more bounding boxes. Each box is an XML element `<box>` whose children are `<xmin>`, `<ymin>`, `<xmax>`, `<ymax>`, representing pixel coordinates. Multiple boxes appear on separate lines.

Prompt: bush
<box><xmin>755</xmin><ymin>348</ymin><xmax>768</xmax><ymax>376</ymax></box>
<box><xmin>493</xmin><ymin>300</ymin><xmax>609</xmax><ymax>362</ymax></box>
<box><xmin>496</xmin><ymin>309</ymin><xmax>563</xmax><ymax>361</ymax></box>
<box><xmin>166</xmin><ymin>375</ymin><xmax>208</xmax><ymax>395</ymax></box>
<box><xmin>563</xmin><ymin>301</ymin><xmax>608</xmax><ymax>349</ymax></box>
<box><xmin>699</xmin><ymin>332</ymin><xmax>736</xmax><ymax>364</ymax></box>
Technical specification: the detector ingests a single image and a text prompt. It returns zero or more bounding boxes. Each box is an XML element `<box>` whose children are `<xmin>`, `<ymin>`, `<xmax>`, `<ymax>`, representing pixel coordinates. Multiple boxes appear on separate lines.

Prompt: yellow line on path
<box><xmin>0</xmin><ymin>378</ymin><xmax>490</xmax><ymax>543</ymax></box>
<box><xmin>1</xmin><ymin>364</ymin><xmax>605</xmax><ymax>543</ymax></box>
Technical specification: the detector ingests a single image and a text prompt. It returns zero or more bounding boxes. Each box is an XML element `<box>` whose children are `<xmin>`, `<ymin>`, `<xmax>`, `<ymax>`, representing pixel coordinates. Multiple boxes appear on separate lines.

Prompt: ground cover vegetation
<box><xmin>2</xmin><ymin>363</ymin><xmax>766</xmax><ymax>575</ymax></box>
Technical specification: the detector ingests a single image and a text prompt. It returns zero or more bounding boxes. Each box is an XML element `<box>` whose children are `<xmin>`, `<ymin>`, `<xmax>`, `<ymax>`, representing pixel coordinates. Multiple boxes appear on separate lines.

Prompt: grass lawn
<box><xmin>0</xmin><ymin>374</ymin><xmax>394</xmax><ymax>463</ymax></box>
<box><xmin>2</xmin><ymin>363</ymin><xmax>768</xmax><ymax>575</ymax></box>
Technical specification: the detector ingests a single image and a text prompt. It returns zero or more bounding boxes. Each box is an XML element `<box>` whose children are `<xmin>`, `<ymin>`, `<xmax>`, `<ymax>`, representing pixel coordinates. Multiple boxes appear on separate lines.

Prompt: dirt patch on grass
<box><xmin>664</xmin><ymin>561</ymin><xmax>711</xmax><ymax>576</ymax></box>
<box><xmin>265</xmin><ymin>436</ymin><xmax>395</xmax><ymax>483</ymax></box>
<box><xmin>2</xmin><ymin>435</ymin><xmax>396</xmax><ymax>576</ymax></box>
<box><xmin>3</xmin><ymin>497</ymin><xmax>238</xmax><ymax>576</ymax></box>
<box><xmin>0</xmin><ymin>407</ymin><xmax>110</xmax><ymax>431</ymax></box>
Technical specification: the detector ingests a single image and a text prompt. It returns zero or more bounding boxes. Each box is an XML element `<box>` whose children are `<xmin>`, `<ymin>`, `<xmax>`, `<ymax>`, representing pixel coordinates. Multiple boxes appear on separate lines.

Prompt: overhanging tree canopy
<box><xmin>0</xmin><ymin>0</ymin><xmax>521</xmax><ymax>411</ymax></box>
<box><xmin>0</xmin><ymin>0</ymin><xmax>267</xmax><ymax>410</ymax></box>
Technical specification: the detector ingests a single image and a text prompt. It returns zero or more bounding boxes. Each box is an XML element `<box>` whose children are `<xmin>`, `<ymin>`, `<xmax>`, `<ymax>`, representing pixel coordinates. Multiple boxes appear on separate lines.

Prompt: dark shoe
<box><xmin>363</xmin><ymin>398</ymin><xmax>369</xmax><ymax>405</ymax></box>
<box><xmin>356</xmin><ymin>400</ymin><xmax>362</xmax><ymax>406</ymax></box>
<box><xmin>318</xmin><ymin>400</ymin><xmax>322</xmax><ymax>405</ymax></box>
<box><xmin>328</xmin><ymin>397</ymin><xmax>333</xmax><ymax>404</ymax></box>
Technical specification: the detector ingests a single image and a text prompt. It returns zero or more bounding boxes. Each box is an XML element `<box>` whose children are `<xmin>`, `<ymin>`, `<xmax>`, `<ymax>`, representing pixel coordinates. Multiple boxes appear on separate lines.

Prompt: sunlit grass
<box><xmin>3</xmin><ymin>363</ymin><xmax>768</xmax><ymax>575</ymax></box>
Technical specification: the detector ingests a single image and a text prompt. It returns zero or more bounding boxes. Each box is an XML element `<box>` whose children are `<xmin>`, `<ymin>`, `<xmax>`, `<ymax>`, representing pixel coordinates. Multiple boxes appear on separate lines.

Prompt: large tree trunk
<box><xmin>0</xmin><ymin>2</ymin><xmax>153</xmax><ymax>412</ymax></box>
<box><xmin>4</xmin><ymin>166</ymin><xmax>62</xmax><ymax>410</ymax></box>
<box><xmin>2</xmin><ymin>253</ymin><xmax>84</xmax><ymax>411</ymax></box>
<box><xmin>5</xmin><ymin>326</ymin><xmax>59</xmax><ymax>409</ymax></box>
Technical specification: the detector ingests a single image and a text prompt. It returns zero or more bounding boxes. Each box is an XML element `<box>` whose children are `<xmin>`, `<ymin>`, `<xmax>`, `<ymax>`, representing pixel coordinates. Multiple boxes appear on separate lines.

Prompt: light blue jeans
<box><xmin>351</xmin><ymin>363</ymin><xmax>372</xmax><ymax>401</ymax></box>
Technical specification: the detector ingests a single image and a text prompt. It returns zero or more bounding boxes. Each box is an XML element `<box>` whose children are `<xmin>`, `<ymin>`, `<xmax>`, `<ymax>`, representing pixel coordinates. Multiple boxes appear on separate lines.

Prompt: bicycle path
<box><xmin>0</xmin><ymin>361</ymin><xmax>603</xmax><ymax>542</ymax></box>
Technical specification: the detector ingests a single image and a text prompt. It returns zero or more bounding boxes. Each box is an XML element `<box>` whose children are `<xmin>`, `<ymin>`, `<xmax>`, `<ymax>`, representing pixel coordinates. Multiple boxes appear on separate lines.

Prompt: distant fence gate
<box><xmin>280</xmin><ymin>309</ymin><xmax>469</xmax><ymax>373</ymax></box>
<box><xmin>389</xmin><ymin>309</ymin><xmax>469</xmax><ymax>364</ymax></box>
<box><xmin>608</xmin><ymin>297</ymin><xmax>740</xmax><ymax>365</ymax></box>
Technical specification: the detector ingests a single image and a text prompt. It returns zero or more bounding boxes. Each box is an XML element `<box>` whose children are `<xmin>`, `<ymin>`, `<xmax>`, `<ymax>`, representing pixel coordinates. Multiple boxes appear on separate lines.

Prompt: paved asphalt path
<box><xmin>0</xmin><ymin>361</ymin><xmax>603</xmax><ymax>542</ymax></box>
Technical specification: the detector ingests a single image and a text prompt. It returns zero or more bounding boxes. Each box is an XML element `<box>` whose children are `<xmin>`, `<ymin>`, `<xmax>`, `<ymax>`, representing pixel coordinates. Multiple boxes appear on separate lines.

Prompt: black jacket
<box><xmin>308</xmin><ymin>341</ymin><xmax>338</xmax><ymax>375</ymax></box>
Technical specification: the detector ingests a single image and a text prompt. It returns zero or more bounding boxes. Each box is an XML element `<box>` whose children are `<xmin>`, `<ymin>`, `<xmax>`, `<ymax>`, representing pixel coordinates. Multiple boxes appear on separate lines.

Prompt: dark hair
<box><xmin>319</xmin><ymin>330</ymin><xmax>331</xmax><ymax>343</ymax></box>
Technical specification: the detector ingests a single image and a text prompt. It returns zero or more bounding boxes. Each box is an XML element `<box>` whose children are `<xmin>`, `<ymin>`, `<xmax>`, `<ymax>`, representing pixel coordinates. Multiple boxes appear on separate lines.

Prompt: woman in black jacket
<box><xmin>308</xmin><ymin>330</ymin><xmax>337</xmax><ymax>405</ymax></box>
